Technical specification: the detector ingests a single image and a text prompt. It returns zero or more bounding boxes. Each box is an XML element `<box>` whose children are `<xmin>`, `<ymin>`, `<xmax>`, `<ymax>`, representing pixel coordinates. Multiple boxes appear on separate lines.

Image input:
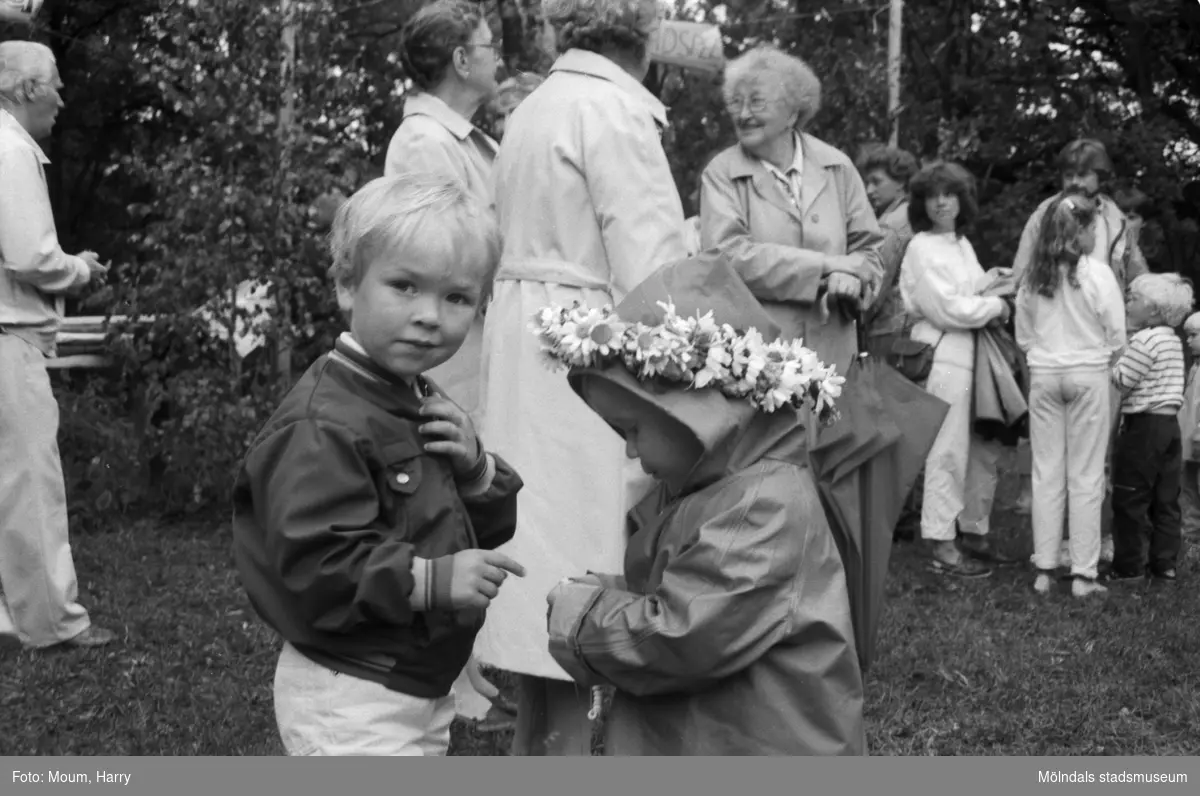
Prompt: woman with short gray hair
<box><xmin>474</xmin><ymin>0</ymin><xmax>690</xmax><ymax>757</ymax></box>
<box><xmin>701</xmin><ymin>44</ymin><xmax>884</xmax><ymax>377</ymax></box>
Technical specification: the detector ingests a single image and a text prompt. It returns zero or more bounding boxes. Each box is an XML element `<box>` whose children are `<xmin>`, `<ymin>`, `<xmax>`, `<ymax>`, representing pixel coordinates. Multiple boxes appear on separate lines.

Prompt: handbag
<box><xmin>857</xmin><ymin>312</ymin><xmax>944</xmax><ymax>386</ymax></box>
<box><xmin>886</xmin><ymin>335</ymin><xmax>941</xmax><ymax>384</ymax></box>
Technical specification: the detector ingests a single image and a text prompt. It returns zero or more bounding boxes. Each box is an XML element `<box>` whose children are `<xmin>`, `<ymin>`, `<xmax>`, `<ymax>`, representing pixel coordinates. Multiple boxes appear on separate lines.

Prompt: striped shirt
<box><xmin>1112</xmin><ymin>326</ymin><xmax>1186</xmax><ymax>414</ymax></box>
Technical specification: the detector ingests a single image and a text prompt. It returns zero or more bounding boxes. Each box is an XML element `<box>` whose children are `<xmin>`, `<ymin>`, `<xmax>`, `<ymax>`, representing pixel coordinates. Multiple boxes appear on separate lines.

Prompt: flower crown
<box><xmin>530</xmin><ymin>300</ymin><xmax>844</xmax><ymax>424</ymax></box>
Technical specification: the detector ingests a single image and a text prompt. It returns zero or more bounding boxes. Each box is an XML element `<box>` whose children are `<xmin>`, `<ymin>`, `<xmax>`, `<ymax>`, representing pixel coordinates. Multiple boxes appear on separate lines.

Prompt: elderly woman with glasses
<box><xmin>700</xmin><ymin>45</ymin><xmax>884</xmax><ymax>377</ymax></box>
<box><xmin>473</xmin><ymin>0</ymin><xmax>691</xmax><ymax>757</ymax></box>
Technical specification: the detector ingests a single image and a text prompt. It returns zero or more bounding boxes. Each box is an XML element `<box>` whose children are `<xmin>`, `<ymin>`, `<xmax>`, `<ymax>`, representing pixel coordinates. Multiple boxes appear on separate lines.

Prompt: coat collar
<box><xmin>403</xmin><ymin>92</ymin><xmax>497</xmax><ymax>152</ymax></box>
<box><xmin>0</xmin><ymin>109</ymin><xmax>49</xmax><ymax>165</ymax></box>
<box><xmin>327</xmin><ymin>332</ymin><xmax>432</xmax><ymax>417</ymax></box>
<box><xmin>878</xmin><ymin>196</ymin><xmax>910</xmax><ymax>231</ymax></box>
<box><xmin>550</xmin><ymin>49</ymin><xmax>669</xmax><ymax>129</ymax></box>
<box><xmin>727</xmin><ymin>132</ymin><xmax>836</xmax><ymax>221</ymax></box>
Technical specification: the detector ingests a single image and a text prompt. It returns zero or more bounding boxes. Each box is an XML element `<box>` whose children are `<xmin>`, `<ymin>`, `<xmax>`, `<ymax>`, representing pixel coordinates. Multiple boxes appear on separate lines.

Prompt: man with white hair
<box><xmin>0</xmin><ymin>40</ymin><xmax>114</xmax><ymax>649</ymax></box>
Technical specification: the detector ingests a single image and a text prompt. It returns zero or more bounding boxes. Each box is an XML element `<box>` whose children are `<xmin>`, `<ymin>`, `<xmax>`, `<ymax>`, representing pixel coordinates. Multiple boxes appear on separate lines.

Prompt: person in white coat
<box><xmin>385</xmin><ymin>0</ymin><xmax>502</xmax><ymax>433</ymax></box>
<box><xmin>474</xmin><ymin>0</ymin><xmax>689</xmax><ymax>756</ymax></box>
<box><xmin>900</xmin><ymin>161</ymin><xmax>1016</xmax><ymax>578</ymax></box>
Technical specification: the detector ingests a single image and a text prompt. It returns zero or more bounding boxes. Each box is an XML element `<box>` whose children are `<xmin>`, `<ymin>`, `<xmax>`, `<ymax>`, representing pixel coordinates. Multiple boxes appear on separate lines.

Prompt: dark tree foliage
<box><xmin>2</xmin><ymin>0</ymin><xmax>1197</xmax><ymax>523</ymax></box>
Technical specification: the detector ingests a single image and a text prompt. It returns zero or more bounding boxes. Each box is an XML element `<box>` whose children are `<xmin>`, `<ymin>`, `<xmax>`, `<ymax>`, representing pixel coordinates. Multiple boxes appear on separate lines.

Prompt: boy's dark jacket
<box><xmin>232</xmin><ymin>339</ymin><xmax>522</xmax><ymax>698</ymax></box>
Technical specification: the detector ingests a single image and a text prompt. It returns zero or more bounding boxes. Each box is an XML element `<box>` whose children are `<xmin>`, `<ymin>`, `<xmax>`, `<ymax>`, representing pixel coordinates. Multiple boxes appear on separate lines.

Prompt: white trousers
<box><xmin>1028</xmin><ymin>369</ymin><xmax>1110</xmax><ymax>579</ymax></box>
<box><xmin>921</xmin><ymin>358</ymin><xmax>1000</xmax><ymax>541</ymax></box>
<box><xmin>0</xmin><ymin>334</ymin><xmax>91</xmax><ymax>647</ymax></box>
<box><xmin>273</xmin><ymin>642</ymin><xmax>456</xmax><ymax>756</ymax></box>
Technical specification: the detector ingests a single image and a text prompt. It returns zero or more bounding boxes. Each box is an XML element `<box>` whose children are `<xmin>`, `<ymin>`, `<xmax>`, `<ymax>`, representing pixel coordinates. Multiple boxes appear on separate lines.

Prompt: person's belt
<box><xmin>494</xmin><ymin>258</ymin><xmax>610</xmax><ymax>292</ymax></box>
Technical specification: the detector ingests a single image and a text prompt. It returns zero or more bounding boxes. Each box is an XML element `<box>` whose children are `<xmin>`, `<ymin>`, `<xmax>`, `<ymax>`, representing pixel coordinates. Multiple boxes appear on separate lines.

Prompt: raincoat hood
<box><xmin>565</xmin><ymin>252</ymin><xmax>811</xmax><ymax>495</ymax></box>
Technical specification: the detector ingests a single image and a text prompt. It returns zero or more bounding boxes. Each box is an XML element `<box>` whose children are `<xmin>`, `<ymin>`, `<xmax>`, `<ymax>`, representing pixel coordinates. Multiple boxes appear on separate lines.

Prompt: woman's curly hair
<box><xmin>722</xmin><ymin>45</ymin><xmax>822</xmax><ymax>131</ymax></box>
<box><xmin>1025</xmin><ymin>193</ymin><xmax>1098</xmax><ymax>300</ymax></box>
<box><xmin>400</xmin><ymin>0</ymin><xmax>486</xmax><ymax>92</ymax></box>
<box><xmin>542</xmin><ymin>0</ymin><xmax>660</xmax><ymax>63</ymax></box>
<box><xmin>907</xmin><ymin>161</ymin><xmax>978</xmax><ymax>237</ymax></box>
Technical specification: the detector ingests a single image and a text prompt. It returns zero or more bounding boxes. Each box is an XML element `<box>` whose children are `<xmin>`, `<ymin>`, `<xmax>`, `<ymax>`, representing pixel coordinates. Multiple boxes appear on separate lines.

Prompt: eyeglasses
<box><xmin>725</xmin><ymin>96</ymin><xmax>771</xmax><ymax>115</ymax></box>
<box><xmin>467</xmin><ymin>42</ymin><xmax>503</xmax><ymax>56</ymax></box>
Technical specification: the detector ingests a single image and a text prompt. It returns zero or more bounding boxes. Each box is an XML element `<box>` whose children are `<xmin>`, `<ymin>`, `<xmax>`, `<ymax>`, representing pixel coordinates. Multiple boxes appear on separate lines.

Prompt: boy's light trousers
<box><xmin>0</xmin><ymin>333</ymin><xmax>91</xmax><ymax>647</ymax></box>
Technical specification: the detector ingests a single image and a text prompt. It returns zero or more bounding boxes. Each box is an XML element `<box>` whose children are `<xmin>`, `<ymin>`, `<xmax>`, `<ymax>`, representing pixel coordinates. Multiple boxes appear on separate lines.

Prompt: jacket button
<box><xmin>811</xmin><ymin>214</ymin><xmax>820</xmax><ymax>223</ymax></box>
<box><xmin>395</xmin><ymin>473</ymin><xmax>410</xmax><ymax>485</ymax></box>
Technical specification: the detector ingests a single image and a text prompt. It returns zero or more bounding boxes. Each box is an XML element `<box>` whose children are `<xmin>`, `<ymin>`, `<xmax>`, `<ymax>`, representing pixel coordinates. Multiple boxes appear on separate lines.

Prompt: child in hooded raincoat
<box><xmin>540</xmin><ymin>253</ymin><xmax>865</xmax><ymax>756</ymax></box>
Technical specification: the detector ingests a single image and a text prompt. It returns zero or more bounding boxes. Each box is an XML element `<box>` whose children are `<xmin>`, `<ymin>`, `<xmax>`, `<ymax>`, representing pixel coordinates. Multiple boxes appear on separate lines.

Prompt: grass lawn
<box><xmin>2</xmin><ymin>462</ymin><xmax>1198</xmax><ymax>756</ymax></box>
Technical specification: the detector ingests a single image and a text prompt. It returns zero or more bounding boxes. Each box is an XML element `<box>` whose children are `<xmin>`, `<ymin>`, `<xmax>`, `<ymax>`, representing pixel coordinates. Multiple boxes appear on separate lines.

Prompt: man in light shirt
<box><xmin>0</xmin><ymin>41</ymin><xmax>114</xmax><ymax>649</ymax></box>
<box><xmin>1011</xmin><ymin>139</ymin><xmax>1149</xmax><ymax>553</ymax></box>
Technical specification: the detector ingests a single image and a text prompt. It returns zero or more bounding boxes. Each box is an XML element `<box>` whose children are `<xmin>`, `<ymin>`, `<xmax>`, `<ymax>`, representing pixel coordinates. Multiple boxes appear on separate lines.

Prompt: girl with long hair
<box><xmin>1015</xmin><ymin>193</ymin><xmax>1126</xmax><ymax>597</ymax></box>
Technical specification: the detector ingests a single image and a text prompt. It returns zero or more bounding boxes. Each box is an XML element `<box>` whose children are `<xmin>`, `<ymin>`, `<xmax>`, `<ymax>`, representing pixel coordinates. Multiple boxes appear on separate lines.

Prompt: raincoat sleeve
<box><xmin>699</xmin><ymin>167</ymin><xmax>826</xmax><ymax>304</ymax></box>
<box><xmin>901</xmin><ymin>237</ymin><xmax>1006</xmax><ymax>331</ymax></box>
<box><xmin>580</xmin><ymin>101</ymin><xmax>689</xmax><ymax>297</ymax></box>
<box><xmin>838</xmin><ymin>164</ymin><xmax>887</xmax><ymax>293</ymax></box>
<box><xmin>546</xmin><ymin>473</ymin><xmax>831</xmax><ymax>696</ymax></box>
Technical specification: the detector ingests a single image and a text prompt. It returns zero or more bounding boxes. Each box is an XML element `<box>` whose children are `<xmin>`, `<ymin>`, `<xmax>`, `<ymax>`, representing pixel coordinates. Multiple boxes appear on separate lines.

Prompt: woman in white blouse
<box><xmin>900</xmin><ymin>162</ymin><xmax>1017</xmax><ymax>578</ymax></box>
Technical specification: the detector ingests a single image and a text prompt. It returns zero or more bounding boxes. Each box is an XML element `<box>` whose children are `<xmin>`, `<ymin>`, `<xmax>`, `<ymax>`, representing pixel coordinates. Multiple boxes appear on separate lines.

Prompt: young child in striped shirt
<box><xmin>1108</xmin><ymin>273</ymin><xmax>1194</xmax><ymax>584</ymax></box>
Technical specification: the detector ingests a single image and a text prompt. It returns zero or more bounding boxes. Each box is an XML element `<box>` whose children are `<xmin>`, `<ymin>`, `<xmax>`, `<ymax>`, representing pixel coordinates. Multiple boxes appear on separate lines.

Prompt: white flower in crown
<box><xmin>626</xmin><ymin>321</ymin><xmax>692</xmax><ymax>380</ymax></box>
<box><xmin>548</xmin><ymin>304</ymin><xmax>626</xmax><ymax>367</ymax></box>
<box><xmin>529</xmin><ymin>300</ymin><xmax>842</xmax><ymax>424</ymax></box>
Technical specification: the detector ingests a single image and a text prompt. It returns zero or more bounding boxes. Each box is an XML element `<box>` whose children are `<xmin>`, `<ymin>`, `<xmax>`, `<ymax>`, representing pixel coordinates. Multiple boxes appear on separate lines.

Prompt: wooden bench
<box><xmin>46</xmin><ymin>315</ymin><xmax>151</xmax><ymax>371</ymax></box>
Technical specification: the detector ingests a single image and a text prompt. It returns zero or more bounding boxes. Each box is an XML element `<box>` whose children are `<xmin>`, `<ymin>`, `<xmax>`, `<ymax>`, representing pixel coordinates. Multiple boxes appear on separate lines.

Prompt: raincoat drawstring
<box><xmin>588</xmin><ymin>685</ymin><xmax>604</xmax><ymax>721</ymax></box>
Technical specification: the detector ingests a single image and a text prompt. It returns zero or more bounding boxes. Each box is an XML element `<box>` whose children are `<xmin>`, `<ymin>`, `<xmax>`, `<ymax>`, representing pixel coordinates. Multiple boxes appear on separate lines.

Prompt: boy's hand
<box><xmin>449</xmin><ymin>549</ymin><xmax>526</xmax><ymax>610</ymax></box>
<box><xmin>419</xmin><ymin>395</ymin><xmax>481</xmax><ymax>476</ymax></box>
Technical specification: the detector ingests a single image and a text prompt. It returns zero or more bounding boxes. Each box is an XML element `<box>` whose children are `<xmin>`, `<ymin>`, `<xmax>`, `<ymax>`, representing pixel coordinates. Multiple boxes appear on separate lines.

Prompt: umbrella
<box><xmin>808</xmin><ymin>320</ymin><xmax>951</xmax><ymax>673</ymax></box>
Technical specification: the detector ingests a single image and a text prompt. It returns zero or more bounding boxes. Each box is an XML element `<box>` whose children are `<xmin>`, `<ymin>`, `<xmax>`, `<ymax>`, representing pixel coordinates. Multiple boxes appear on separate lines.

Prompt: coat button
<box><xmin>811</xmin><ymin>214</ymin><xmax>820</xmax><ymax>223</ymax></box>
<box><xmin>395</xmin><ymin>473</ymin><xmax>410</xmax><ymax>485</ymax></box>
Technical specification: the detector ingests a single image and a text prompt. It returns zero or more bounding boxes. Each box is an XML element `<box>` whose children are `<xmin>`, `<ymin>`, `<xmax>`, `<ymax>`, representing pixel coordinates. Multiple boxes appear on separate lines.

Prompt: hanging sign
<box><xmin>650</xmin><ymin>20</ymin><xmax>725</xmax><ymax>73</ymax></box>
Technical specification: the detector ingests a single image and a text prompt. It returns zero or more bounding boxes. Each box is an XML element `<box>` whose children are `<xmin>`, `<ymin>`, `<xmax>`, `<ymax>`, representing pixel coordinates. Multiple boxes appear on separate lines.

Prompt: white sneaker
<box><xmin>1100</xmin><ymin>537</ymin><xmax>1114</xmax><ymax>563</ymax></box>
<box><xmin>1034</xmin><ymin>573</ymin><xmax>1054</xmax><ymax>594</ymax></box>
<box><xmin>1072</xmin><ymin>578</ymin><xmax>1108</xmax><ymax>598</ymax></box>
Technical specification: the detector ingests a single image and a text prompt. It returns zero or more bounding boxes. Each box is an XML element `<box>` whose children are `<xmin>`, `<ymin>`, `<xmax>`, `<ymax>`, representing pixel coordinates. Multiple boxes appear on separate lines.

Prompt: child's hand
<box><xmin>449</xmin><ymin>549</ymin><xmax>526</xmax><ymax>610</ymax></box>
<box><xmin>463</xmin><ymin>656</ymin><xmax>500</xmax><ymax>700</ymax></box>
<box><xmin>419</xmin><ymin>395</ymin><xmax>481</xmax><ymax>477</ymax></box>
